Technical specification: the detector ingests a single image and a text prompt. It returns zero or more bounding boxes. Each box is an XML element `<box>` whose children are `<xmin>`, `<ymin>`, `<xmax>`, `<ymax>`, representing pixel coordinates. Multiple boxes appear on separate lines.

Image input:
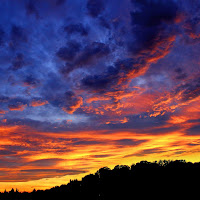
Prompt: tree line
<box><xmin>1</xmin><ymin>160</ymin><xmax>200</xmax><ymax>200</ymax></box>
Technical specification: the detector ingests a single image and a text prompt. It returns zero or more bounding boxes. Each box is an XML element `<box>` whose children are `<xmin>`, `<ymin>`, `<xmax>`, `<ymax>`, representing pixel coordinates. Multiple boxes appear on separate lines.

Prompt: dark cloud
<box><xmin>98</xmin><ymin>17</ymin><xmax>111</xmax><ymax>29</ymax></box>
<box><xmin>27</xmin><ymin>158</ymin><xmax>64</xmax><ymax>167</ymax></box>
<box><xmin>129</xmin><ymin>0</ymin><xmax>178</xmax><ymax>53</ymax></box>
<box><xmin>58</xmin><ymin>42</ymin><xmax>111</xmax><ymax>76</ymax></box>
<box><xmin>56</xmin><ymin>40</ymin><xmax>81</xmax><ymax>62</ymax></box>
<box><xmin>182</xmin><ymin>0</ymin><xmax>200</xmax><ymax>41</ymax></box>
<box><xmin>0</xmin><ymin>169</ymin><xmax>87</xmax><ymax>181</ymax></box>
<box><xmin>0</xmin><ymin>96</ymin><xmax>9</xmax><ymax>103</ymax></box>
<box><xmin>64</xmin><ymin>23</ymin><xmax>88</xmax><ymax>36</ymax></box>
<box><xmin>10</xmin><ymin>53</ymin><xmax>24</xmax><ymax>71</ymax></box>
<box><xmin>21</xmin><ymin>169</ymin><xmax>87</xmax><ymax>175</ymax></box>
<box><xmin>73</xmin><ymin>140</ymin><xmax>102</xmax><ymax>146</ymax></box>
<box><xmin>10</xmin><ymin>25</ymin><xmax>27</xmax><ymax>47</ymax></box>
<box><xmin>26</xmin><ymin>0</ymin><xmax>39</xmax><ymax>18</ymax></box>
<box><xmin>81</xmin><ymin>71</ymin><xmax>116</xmax><ymax>92</ymax></box>
<box><xmin>23</xmin><ymin>75</ymin><xmax>40</xmax><ymax>87</ymax></box>
<box><xmin>131</xmin><ymin>0</ymin><xmax>178</xmax><ymax>27</ymax></box>
<box><xmin>56</xmin><ymin>0</ymin><xmax>66</xmax><ymax>6</ymax></box>
<box><xmin>75</xmin><ymin>42</ymin><xmax>110</xmax><ymax>66</ymax></box>
<box><xmin>0</xmin><ymin>145</ymin><xmax>31</xmax><ymax>159</ymax></box>
<box><xmin>0</xmin><ymin>149</ymin><xmax>16</xmax><ymax>156</ymax></box>
<box><xmin>62</xmin><ymin>91</ymin><xmax>83</xmax><ymax>114</ymax></box>
<box><xmin>134</xmin><ymin>147</ymin><xmax>166</xmax><ymax>157</ymax></box>
<box><xmin>0</xmin><ymin>158</ymin><xmax>24</xmax><ymax>168</ymax></box>
<box><xmin>174</xmin><ymin>68</ymin><xmax>187</xmax><ymax>80</ymax></box>
<box><xmin>87</xmin><ymin>0</ymin><xmax>105</xmax><ymax>18</ymax></box>
<box><xmin>81</xmin><ymin>58</ymin><xmax>144</xmax><ymax>92</ymax></box>
<box><xmin>0</xmin><ymin>28</ymin><xmax>4</xmax><ymax>46</ymax></box>
<box><xmin>186</xmin><ymin>124</ymin><xmax>200</xmax><ymax>135</ymax></box>
<box><xmin>114</xmin><ymin>58</ymin><xmax>145</xmax><ymax>80</ymax></box>
<box><xmin>91</xmin><ymin>154</ymin><xmax>113</xmax><ymax>158</ymax></box>
<box><xmin>102</xmin><ymin>114</ymin><xmax>173</xmax><ymax>134</ymax></box>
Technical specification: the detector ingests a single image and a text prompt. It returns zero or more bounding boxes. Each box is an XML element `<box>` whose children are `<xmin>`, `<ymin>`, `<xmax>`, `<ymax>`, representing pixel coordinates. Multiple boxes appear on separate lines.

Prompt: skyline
<box><xmin>0</xmin><ymin>0</ymin><xmax>200</xmax><ymax>191</ymax></box>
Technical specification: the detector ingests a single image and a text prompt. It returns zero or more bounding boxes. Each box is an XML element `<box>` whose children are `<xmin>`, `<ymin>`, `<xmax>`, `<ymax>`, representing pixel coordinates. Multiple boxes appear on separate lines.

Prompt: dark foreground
<box><xmin>1</xmin><ymin>160</ymin><xmax>200</xmax><ymax>200</ymax></box>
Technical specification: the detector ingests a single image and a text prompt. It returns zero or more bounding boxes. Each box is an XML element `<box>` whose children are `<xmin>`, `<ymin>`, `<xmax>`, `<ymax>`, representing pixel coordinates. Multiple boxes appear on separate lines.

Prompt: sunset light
<box><xmin>0</xmin><ymin>0</ymin><xmax>200</xmax><ymax>193</ymax></box>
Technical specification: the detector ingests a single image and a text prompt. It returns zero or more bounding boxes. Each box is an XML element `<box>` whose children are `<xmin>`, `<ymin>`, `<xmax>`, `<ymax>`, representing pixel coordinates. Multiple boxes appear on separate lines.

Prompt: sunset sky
<box><xmin>0</xmin><ymin>0</ymin><xmax>200</xmax><ymax>192</ymax></box>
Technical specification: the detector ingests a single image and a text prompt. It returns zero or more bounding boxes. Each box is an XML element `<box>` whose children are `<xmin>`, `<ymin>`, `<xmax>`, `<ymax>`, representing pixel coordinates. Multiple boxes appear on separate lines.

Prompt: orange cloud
<box><xmin>8</xmin><ymin>104</ymin><xmax>27</xmax><ymax>111</ymax></box>
<box><xmin>30</xmin><ymin>100</ymin><xmax>48</xmax><ymax>107</ymax></box>
<box><xmin>105</xmin><ymin>117</ymin><xmax>129</xmax><ymax>125</ymax></box>
<box><xmin>0</xmin><ymin>110</ymin><xmax>7</xmax><ymax>114</ymax></box>
<box><xmin>168</xmin><ymin>97</ymin><xmax>200</xmax><ymax>126</ymax></box>
<box><xmin>1</xmin><ymin>119</ymin><xmax>7</xmax><ymax>123</ymax></box>
<box><xmin>86</xmin><ymin>96</ymin><xmax>111</xmax><ymax>103</ymax></box>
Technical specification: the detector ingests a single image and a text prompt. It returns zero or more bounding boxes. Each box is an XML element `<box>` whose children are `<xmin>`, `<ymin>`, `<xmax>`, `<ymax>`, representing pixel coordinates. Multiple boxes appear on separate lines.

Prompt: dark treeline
<box><xmin>1</xmin><ymin>160</ymin><xmax>200</xmax><ymax>200</ymax></box>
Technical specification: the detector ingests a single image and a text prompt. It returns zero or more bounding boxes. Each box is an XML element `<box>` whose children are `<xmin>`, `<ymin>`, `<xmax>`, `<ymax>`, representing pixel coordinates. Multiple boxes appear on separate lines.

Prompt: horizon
<box><xmin>0</xmin><ymin>159</ymin><xmax>197</xmax><ymax>193</ymax></box>
<box><xmin>0</xmin><ymin>0</ymin><xmax>200</xmax><ymax>192</ymax></box>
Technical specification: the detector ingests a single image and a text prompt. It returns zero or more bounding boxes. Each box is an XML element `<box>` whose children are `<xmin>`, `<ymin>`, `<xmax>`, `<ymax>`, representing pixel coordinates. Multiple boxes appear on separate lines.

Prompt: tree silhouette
<box><xmin>0</xmin><ymin>160</ymin><xmax>200</xmax><ymax>200</ymax></box>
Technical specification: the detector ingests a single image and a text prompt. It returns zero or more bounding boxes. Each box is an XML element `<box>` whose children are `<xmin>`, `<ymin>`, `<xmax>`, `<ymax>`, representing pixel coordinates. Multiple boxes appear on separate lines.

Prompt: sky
<box><xmin>0</xmin><ymin>0</ymin><xmax>200</xmax><ymax>192</ymax></box>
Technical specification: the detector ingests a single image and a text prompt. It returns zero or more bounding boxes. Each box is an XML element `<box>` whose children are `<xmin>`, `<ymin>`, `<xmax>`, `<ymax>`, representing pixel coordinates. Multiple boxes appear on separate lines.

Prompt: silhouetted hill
<box><xmin>1</xmin><ymin>160</ymin><xmax>200</xmax><ymax>200</ymax></box>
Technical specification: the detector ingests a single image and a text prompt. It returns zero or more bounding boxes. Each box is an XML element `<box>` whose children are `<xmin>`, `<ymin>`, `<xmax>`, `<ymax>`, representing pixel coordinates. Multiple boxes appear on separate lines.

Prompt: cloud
<box><xmin>186</xmin><ymin>124</ymin><xmax>200</xmax><ymax>135</ymax></box>
<box><xmin>56</xmin><ymin>40</ymin><xmax>81</xmax><ymax>62</ymax></box>
<box><xmin>115</xmin><ymin>139</ymin><xmax>147</xmax><ymax>147</ymax></box>
<box><xmin>57</xmin><ymin>42</ymin><xmax>110</xmax><ymax>76</ymax></box>
<box><xmin>131</xmin><ymin>0</ymin><xmax>178</xmax><ymax>26</ymax></box>
<box><xmin>27</xmin><ymin>158</ymin><xmax>64</xmax><ymax>167</ymax></box>
<box><xmin>176</xmin><ymin>77</ymin><xmax>200</xmax><ymax>102</ymax></box>
<box><xmin>23</xmin><ymin>75</ymin><xmax>40</xmax><ymax>88</ymax></box>
<box><xmin>30</xmin><ymin>99</ymin><xmax>48</xmax><ymax>107</ymax></box>
<box><xmin>87</xmin><ymin>0</ymin><xmax>105</xmax><ymax>18</ymax></box>
<box><xmin>62</xmin><ymin>91</ymin><xmax>83</xmax><ymax>114</ymax></box>
<box><xmin>174</xmin><ymin>68</ymin><xmax>187</xmax><ymax>80</ymax></box>
<box><xmin>73</xmin><ymin>140</ymin><xmax>102</xmax><ymax>146</ymax></box>
<box><xmin>21</xmin><ymin>169</ymin><xmax>87</xmax><ymax>175</ymax></box>
<box><xmin>127</xmin><ymin>0</ymin><xmax>179</xmax><ymax>68</ymax></box>
<box><xmin>26</xmin><ymin>0</ymin><xmax>39</xmax><ymax>18</ymax></box>
<box><xmin>8</xmin><ymin>103</ymin><xmax>27</xmax><ymax>111</ymax></box>
<box><xmin>130</xmin><ymin>0</ymin><xmax>178</xmax><ymax>51</ymax></box>
<box><xmin>10</xmin><ymin>25</ymin><xmax>28</xmax><ymax>48</ymax></box>
<box><xmin>10</xmin><ymin>53</ymin><xmax>25</xmax><ymax>71</ymax></box>
<box><xmin>0</xmin><ymin>110</ymin><xmax>7</xmax><ymax>114</ymax></box>
<box><xmin>64</xmin><ymin>23</ymin><xmax>88</xmax><ymax>36</ymax></box>
<box><xmin>0</xmin><ymin>168</ymin><xmax>87</xmax><ymax>182</ymax></box>
<box><xmin>75</xmin><ymin>42</ymin><xmax>110</xmax><ymax>66</ymax></box>
<box><xmin>134</xmin><ymin>147</ymin><xmax>167</xmax><ymax>157</ymax></box>
<box><xmin>91</xmin><ymin>154</ymin><xmax>113</xmax><ymax>158</ymax></box>
<box><xmin>0</xmin><ymin>28</ymin><xmax>4</xmax><ymax>46</ymax></box>
<box><xmin>81</xmin><ymin>58</ymin><xmax>146</xmax><ymax>93</ymax></box>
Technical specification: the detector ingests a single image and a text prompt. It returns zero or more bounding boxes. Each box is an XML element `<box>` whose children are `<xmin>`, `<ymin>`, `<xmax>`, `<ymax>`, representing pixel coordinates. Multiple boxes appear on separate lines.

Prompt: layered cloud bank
<box><xmin>0</xmin><ymin>0</ymin><xmax>200</xmax><ymax>191</ymax></box>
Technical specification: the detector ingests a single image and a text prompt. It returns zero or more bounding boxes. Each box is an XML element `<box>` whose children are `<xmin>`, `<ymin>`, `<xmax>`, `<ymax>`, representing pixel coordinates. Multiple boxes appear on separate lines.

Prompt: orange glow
<box><xmin>0</xmin><ymin>124</ymin><xmax>200</xmax><ymax>192</ymax></box>
<box><xmin>8</xmin><ymin>104</ymin><xmax>27</xmax><ymax>111</ymax></box>
<box><xmin>30</xmin><ymin>100</ymin><xmax>48</xmax><ymax>107</ymax></box>
<box><xmin>0</xmin><ymin>110</ymin><xmax>7</xmax><ymax>114</ymax></box>
<box><xmin>1</xmin><ymin>119</ymin><xmax>7</xmax><ymax>123</ymax></box>
<box><xmin>168</xmin><ymin>116</ymin><xmax>189</xmax><ymax>124</ymax></box>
